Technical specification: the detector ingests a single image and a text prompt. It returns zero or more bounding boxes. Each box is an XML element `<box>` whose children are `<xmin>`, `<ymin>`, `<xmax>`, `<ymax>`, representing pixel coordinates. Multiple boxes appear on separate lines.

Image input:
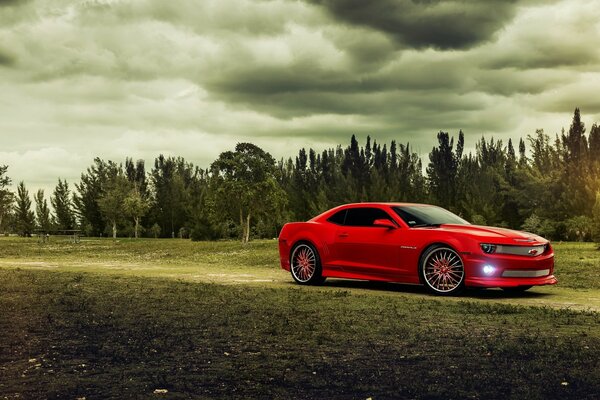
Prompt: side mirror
<box><xmin>373</xmin><ymin>219</ymin><xmax>397</xmax><ymax>229</ymax></box>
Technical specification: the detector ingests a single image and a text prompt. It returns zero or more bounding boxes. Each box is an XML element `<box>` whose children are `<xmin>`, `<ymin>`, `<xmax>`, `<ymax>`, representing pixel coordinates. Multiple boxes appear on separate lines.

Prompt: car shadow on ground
<box><xmin>302</xmin><ymin>278</ymin><xmax>554</xmax><ymax>300</ymax></box>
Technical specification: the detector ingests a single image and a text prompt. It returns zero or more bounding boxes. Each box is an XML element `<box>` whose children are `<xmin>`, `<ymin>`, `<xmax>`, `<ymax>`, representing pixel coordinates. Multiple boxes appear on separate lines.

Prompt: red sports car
<box><xmin>278</xmin><ymin>203</ymin><xmax>557</xmax><ymax>295</ymax></box>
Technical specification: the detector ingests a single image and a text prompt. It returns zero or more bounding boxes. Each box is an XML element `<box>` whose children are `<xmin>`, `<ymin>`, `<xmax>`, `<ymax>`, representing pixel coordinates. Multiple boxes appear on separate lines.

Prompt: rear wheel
<box><xmin>502</xmin><ymin>285</ymin><xmax>532</xmax><ymax>293</ymax></box>
<box><xmin>290</xmin><ymin>242</ymin><xmax>325</xmax><ymax>285</ymax></box>
<box><xmin>420</xmin><ymin>245</ymin><xmax>465</xmax><ymax>295</ymax></box>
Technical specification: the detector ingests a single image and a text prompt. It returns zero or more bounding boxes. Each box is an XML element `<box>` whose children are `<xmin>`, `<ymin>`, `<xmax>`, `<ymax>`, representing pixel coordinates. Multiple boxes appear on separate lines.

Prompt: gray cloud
<box><xmin>0</xmin><ymin>49</ymin><xmax>13</xmax><ymax>65</ymax></box>
<box><xmin>1</xmin><ymin>0</ymin><xmax>600</xmax><ymax>195</ymax></box>
<box><xmin>0</xmin><ymin>0</ymin><xmax>29</xmax><ymax>6</ymax></box>
<box><xmin>306</xmin><ymin>0</ymin><xmax>529</xmax><ymax>49</ymax></box>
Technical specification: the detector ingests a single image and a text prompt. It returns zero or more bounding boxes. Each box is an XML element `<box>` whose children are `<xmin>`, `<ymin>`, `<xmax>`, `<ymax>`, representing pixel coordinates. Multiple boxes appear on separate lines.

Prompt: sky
<box><xmin>1</xmin><ymin>0</ymin><xmax>600</xmax><ymax>196</ymax></box>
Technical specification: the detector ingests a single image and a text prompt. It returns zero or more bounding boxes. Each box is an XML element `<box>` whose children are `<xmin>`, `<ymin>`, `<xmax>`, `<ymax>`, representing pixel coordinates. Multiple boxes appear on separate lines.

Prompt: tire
<box><xmin>290</xmin><ymin>242</ymin><xmax>325</xmax><ymax>285</ymax></box>
<box><xmin>420</xmin><ymin>245</ymin><xmax>465</xmax><ymax>296</ymax></box>
<box><xmin>502</xmin><ymin>285</ymin><xmax>532</xmax><ymax>293</ymax></box>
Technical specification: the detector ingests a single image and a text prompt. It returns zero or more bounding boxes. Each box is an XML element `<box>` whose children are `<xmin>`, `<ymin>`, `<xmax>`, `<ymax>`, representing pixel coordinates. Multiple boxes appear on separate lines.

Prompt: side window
<box><xmin>327</xmin><ymin>210</ymin><xmax>347</xmax><ymax>225</ymax></box>
<box><xmin>344</xmin><ymin>207</ymin><xmax>394</xmax><ymax>227</ymax></box>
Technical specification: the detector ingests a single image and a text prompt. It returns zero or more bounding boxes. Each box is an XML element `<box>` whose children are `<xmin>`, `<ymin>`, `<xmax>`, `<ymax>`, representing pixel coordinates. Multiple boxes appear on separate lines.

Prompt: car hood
<box><xmin>430</xmin><ymin>224</ymin><xmax>548</xmax><ymax>245</ymax></box>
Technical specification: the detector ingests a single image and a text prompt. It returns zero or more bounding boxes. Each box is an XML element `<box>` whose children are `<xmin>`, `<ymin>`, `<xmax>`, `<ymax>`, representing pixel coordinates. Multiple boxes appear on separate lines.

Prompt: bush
<box><xmin>190</xmin><ymin>216</ymin><xmax>219</xmax><ymax>241</ymax></box>
<box><xmin>470</xmin><ymin>214</ymin><xmax>486</xmax><ymax>225</ymax></box>
<box><xmin>521</xmin><ymin>214</ymin><xmax>555</xmax><ymax>239</ymax></box>
<box><xmin>150</xmin><ymin>223</ymin><xmax>161</xmax><ymax>239</ymax></box>
<box><xmin>565</xmin><ymin>215</ymin><xmax>593</xmax><ymax>242</ymax></box>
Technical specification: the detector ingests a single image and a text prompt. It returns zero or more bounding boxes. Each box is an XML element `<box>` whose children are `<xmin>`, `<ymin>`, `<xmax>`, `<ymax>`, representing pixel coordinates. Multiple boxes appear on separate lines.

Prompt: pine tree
<box><xmin>15</xmin><ymin>182</ymin><xmax>35</xmax><ymax>236</ymax></box>
<box><xmin>560</xmin><ymin>109</ymin><xmax>593</xmax><ymax>217</ymax></box>
<box><xmin>34</xmin><ymin>189</ymin><xmax>51</xmax><ymax>231</ymax></box>
<box><xmin>562</xmin><ymin>107</ymin><xmax>587</xmax><ymax>164</ymax></box>
<box><xmin>427</xmin><ymin>131</ymin><xmax>460</xmax><ymax>210</ymax></box>
<box><xmin>589</xmin><ymin>124</ymin><xmax>600</xmax><ymax>171</ymax></box>
<box><xmin>74</xmin><ymin>158</ymin><xmax>118</xmax><ymax>236</ymax></box>
<box><xmin>0</xmin><ymin>165</ymin><xmax>14</xmax><ymax>233</ymax></box>
<box><xmin>592</xmin><ymin>191</ymin><xmax>600</xmax><ymax>243</ymax></box>
<box><xmin>518</xmin><ymin>138</ymin><xmax>527</xmax><ymax>166</ymax></box>
<box><xmin>52</xmin><ymin>179</ymin><xmax>75</xmax><ymax>231</ymax></box>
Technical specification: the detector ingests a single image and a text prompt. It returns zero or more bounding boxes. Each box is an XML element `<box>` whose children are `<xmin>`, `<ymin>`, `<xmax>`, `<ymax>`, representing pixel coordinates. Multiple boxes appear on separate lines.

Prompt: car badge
<box><xmin>528</xmin><ymin>249</ymin><xmax>538</xmax><ymax>255</ymax></box>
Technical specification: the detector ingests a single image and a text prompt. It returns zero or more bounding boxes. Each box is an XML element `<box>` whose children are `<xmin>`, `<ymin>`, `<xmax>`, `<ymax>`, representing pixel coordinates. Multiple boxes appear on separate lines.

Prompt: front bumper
<box><xmin>463</xmin><ymin>251</ymin><xmax>557</xmax><ymax>288</ymax></box>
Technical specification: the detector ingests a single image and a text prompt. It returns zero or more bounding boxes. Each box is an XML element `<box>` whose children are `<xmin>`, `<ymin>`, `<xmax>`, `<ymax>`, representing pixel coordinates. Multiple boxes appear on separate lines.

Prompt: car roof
<box><xmin>310</xmin><ymin>202</ymin><xmax>438</xmax><ymax>222</ymax></box>
<box><xmin>339</xmin><ymin>202</ymin><xmax>434</xmax><ymax>208</ymax></box>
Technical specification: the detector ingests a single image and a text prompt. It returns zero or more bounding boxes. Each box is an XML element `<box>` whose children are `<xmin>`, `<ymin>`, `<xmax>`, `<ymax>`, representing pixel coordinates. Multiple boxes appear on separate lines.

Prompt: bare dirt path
<box><xmin>1</xmin><ymin>259</ymin><xmax>598</xmax><ymax>313</ymax></box>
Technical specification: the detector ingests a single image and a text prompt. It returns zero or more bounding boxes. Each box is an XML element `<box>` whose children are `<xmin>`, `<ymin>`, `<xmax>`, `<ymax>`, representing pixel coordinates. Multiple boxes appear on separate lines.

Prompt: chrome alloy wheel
<box><xmin>291</xmin><ymin>244</ymin><xmax>317</xmax><ymax>283</ymax></box>
<box><xmin>422</xmin><ymin>247</ymin><xmax>465</xmax><ymax>294</ymax></box>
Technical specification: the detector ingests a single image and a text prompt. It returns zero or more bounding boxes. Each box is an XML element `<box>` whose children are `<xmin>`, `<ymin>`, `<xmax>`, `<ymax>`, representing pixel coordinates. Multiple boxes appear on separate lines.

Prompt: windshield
<box><xmin>392</xmin><ymin>205</ymin><xmax>469</xmax><ymax>227</ymax></box>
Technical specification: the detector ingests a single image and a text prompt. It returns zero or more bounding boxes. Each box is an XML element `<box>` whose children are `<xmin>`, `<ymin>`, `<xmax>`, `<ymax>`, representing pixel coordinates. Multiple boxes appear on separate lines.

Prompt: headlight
<box><xmin>481</xmin><ymin>243</ymin><xmax>496</xmax><ymax>254</ymax></box>
<box><xmin>483</xmin><ymin>265</ymin><xmax>495</xmax><ymax>275</ymax></box>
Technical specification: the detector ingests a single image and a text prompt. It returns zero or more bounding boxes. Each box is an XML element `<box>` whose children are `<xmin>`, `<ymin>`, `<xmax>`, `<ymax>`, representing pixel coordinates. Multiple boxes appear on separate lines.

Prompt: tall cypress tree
<box><xmin>52</xmin><ymin>179</ymin><xmax>75</xmax><ymax>231</ymax></box>
<box><xmin>561</xmin><ymin>108</ymin><xmax>592</xmax><ymax>217</ymax></box>
<box><xmin>34</xmin><ymin>189</ymin><xmax>51</xmax><ymax>231</ymax></box>
<box><xmin>427</xmin><ymin>131</ymin><xmax>461</xmax><ymax>210</ymax></box>
<box><xmin>15</xmin><ymin>182</ymin><xmax>35</xmax><ymax>236</ymax></box>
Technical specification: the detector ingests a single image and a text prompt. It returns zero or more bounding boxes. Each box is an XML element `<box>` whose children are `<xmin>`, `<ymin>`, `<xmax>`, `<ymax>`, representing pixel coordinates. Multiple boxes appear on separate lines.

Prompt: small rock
<box><xmin>153</xmin><ymin>389</ymin><xmax>169</xmax><ymax>394</ymax></box>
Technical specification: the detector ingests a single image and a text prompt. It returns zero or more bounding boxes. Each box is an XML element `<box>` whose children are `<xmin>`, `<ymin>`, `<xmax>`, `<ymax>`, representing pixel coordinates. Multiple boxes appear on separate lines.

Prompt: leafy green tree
<box><xmin>125</xmin><ymin>158</ymin><xmax>148</xmax><ymax>197</ymax></box>
<box><xmin>565</xmin><ymin>216</ymin><xmax>593</xmax><ymax>242</ymax></box>
<box><xmin>51</xmin><ymin>179</ymin><xmax>75</xmax><ymax>231</ymax></box>
<box><xmin>74</xmin><ymin>158</ymin><xmax>119</xmax><ymax>236</ymax></box>
<box><xmin>211</xmin><ymin>143</ymin><xmax>286</xmax><ymax>243</ymax></box>
<box><xmin>0</xmin><ymin>165</ymin><xmax>14</xmax><ymax>233</ymax></box>
<box><xmin>123</xmin><ymin>185</ymin><xmax>150</xmax><ymax>239</ymax></box>
<box><xmin>592</xmin><ymin>191</ymin><xmax>600</xmax><ymax>243</ymax></box>
<box><xmin>521</xmin><ymin>213</ymin><xmax>554</xmax><ymax>238</ymax></box>
<box><xmin>150</xmin><ymin>223</ymin><xmax>161</xmax><ymax>239</ymax></box>
<box><xmin>34</xmin><ymin>189</ymin><xmax>51</xmax><ymax>231</ymax></box>
<box><xmin>15</xmin><ymin>182</ymin><xmax>35</xmax><ymax>236</ymax></box>
<box><xmin>98</xmin><ymin>173</ymin><xmax>130</xmax><ymax>239</ymax></box>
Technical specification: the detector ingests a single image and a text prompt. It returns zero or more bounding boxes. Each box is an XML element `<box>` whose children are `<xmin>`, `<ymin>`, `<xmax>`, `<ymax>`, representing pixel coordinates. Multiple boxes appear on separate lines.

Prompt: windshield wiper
<box><xmin>410</xmin><ymin>223</ymin><xmax>442</xmax><ymax>228</ymax></box>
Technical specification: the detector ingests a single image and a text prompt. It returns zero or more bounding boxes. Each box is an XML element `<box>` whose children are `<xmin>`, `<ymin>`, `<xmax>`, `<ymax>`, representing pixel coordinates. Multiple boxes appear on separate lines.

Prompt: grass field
<box><xmin>1</xmin><ymin>237</ymin><xmax>599</xmax><ymax>399</ymax></box>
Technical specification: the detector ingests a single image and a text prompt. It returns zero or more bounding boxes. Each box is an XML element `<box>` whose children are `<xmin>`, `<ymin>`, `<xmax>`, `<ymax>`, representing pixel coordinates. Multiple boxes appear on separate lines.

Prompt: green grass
<box><xmin>1</xmin><ymin>237</ymin><xmax>600</xmax><ymax>399</ymax></box>
<box><xmin>552</xmin><ymin>242</ymin><xmax>600</xmax><ymax>289</ymax></box>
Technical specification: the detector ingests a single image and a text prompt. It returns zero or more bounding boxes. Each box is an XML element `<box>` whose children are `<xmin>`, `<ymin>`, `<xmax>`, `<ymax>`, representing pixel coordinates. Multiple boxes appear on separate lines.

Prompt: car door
<box><xmin>334</xmin><ymin>207</ymin><xmax>403</xmax><ymax>280</ymax></box>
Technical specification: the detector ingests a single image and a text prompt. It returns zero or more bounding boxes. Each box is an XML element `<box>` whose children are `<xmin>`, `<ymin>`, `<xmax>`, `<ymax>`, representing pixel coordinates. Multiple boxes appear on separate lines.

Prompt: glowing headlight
<box><xmin>483</xmin><ymin>265</ymin><xmax>495</xmax><ymax>275</ymax></box>
<box><xmin>481</xmin><ymin>243</ymin><xmax>497</xmax><ymax>254</ymax></box>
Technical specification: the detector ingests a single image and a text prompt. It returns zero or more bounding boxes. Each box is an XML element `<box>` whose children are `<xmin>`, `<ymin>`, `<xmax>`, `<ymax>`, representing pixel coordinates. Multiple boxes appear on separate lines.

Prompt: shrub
<box><xmin>565</xmin><ymin>215</ymin><xmax>593</xmax><ymax>242</ymax></box>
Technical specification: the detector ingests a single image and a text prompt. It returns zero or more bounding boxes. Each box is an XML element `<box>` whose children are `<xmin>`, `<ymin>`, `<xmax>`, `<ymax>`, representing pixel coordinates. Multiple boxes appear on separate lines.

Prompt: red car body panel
<box><xmin>278</xmin><ymin>203</ymin><xmax>557</xmax><ymax>289</ymax></box>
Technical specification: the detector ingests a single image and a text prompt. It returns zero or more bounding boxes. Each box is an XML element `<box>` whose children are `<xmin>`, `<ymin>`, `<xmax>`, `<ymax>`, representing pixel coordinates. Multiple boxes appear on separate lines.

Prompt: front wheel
<box><xmin>420</xmin><ymin>245</ymin><xmax>465</xmax><ymax>296</ymax></box>
<box><xmin>290</xmin><ymin>242</ymin><xmax>325</xmax><ymax>285</ymax></box>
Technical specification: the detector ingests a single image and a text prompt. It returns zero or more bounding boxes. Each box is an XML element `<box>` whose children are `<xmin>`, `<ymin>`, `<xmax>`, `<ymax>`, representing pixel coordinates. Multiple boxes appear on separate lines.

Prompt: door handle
<box><xmin>338</xmin><ymin>232</ymin><xmax>349</xmax><ymax>237</ymax></box>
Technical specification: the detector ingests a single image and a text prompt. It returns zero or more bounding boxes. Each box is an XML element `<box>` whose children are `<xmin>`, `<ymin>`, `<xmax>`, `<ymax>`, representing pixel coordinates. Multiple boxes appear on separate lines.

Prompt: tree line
<box><xmin>1</xmin><ymin>108</ymin><xmax>600</xmax><ymax>242</ymax></box>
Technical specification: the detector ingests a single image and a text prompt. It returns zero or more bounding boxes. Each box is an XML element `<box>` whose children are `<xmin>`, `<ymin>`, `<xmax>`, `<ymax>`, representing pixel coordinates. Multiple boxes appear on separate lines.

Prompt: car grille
<box><xmin>502</xmin><ymin>269</ymin><xmax>550</xmax><ymax>277</ymax></box>
<box><xmin>496</xmin><ymin>245</ymin><xmax>546</xmax><ymax>257</ymax></box>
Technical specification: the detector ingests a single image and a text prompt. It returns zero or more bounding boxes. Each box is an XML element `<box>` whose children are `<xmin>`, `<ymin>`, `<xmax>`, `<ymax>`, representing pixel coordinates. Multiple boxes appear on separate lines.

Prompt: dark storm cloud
<box><xmin>306</xmin><ymin>0</ymin><xmax>528</xmax><ymax>49</ymax></box>
<box><xmin>0</xmin><ymin>49</ymin><xmax>14</xmax><ymax>66</ymax></box>
<box><xmin>2</xmin><ymin>0</ymin><xmax>600</xmax><ymax>194</ymax></box>
<box><xmin>0</xmin><ymin>0</ymin><xmax>28</xmax><ymax>5</ymax></box>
